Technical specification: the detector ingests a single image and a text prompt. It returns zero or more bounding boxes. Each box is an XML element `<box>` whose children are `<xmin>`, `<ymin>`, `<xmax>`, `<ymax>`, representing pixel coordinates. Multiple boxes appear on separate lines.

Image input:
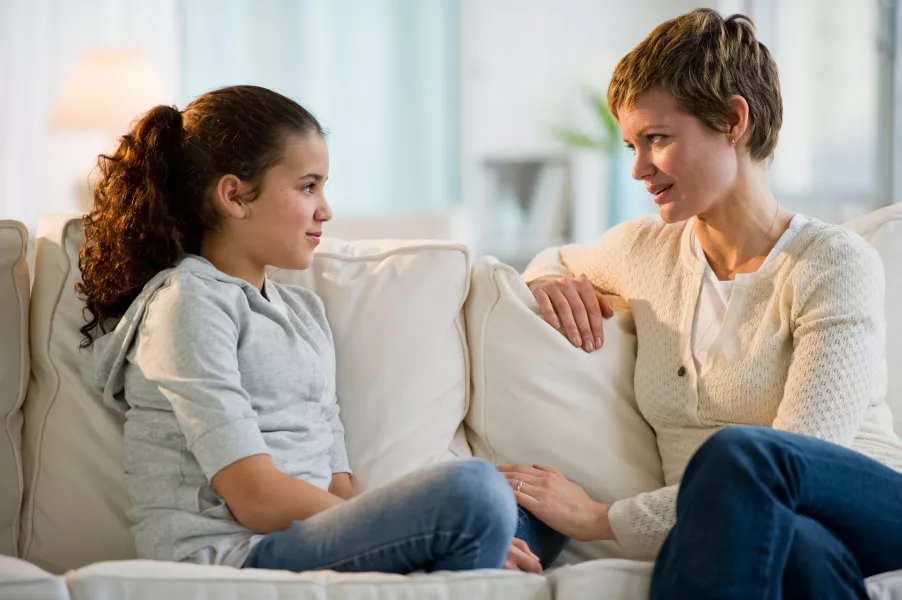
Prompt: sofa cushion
<box><xmin>20</xmin><ymin>216</ymin><xmax>473</xmax><ymax>573</ymax></box>
<box><xmin>867</xmin><ymin>570</ymin><xmax>902</xmax><ymax>600</ymax></box>
<box><xmin>548</xmin><ymin>559</ymin><xmax>652</xmax><ymax>600</ymax></box>
<box><xmin>0</xmin><ymin>220</ymin><xmax>30</xmax><ymax>557</ymax></box>
<box><xmin>545</xmin><ymin>560</ymin><xmax>902</xmax><ymax>600</ymax></box>
<box><xmin>844</xmin><ymin>204</ymin><xmax>902</xmax><ymax>435</ymax></box>
<box><xmin>268</xmin><ymin>238</ymin><xmax>473</xmax><ymax>491</ymax></box>
<box><xmin>463</xmin><ymin>257</ymin><xmax>664</xmax><ymax>564</ymax></box>
<box><xmin>65</xmin><ymin>560</ymin><xmax>550</xmax><ymax>600</ymax></box>
<box><xmin>0</xmin><ymin>555</ymin><xmax>68</xmax><ymax>600</ymax></box>
<box><xmin>19</xmin><ymin>215</ymin><xmax>135</xmax><ymax>573</ymax></box>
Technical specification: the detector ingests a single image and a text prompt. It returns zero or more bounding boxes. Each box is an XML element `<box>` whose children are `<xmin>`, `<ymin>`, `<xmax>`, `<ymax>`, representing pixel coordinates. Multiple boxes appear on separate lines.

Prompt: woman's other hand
<box><xmin>527</xmin><ymin>275</ymin><xmax>614</xmax><ymax>352</ymax></box>
<box><xmin>498</xmin><ymin>464</ymin><xmax>613</xmax><ymax>542</ymax></box>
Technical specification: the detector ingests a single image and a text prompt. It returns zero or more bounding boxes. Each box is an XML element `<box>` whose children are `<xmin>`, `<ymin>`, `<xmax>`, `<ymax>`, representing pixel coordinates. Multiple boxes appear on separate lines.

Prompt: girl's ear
<box><xmin>212</xmin><ymin>174</ymin><xmax>253</xmax><ymax>219</ymax></box>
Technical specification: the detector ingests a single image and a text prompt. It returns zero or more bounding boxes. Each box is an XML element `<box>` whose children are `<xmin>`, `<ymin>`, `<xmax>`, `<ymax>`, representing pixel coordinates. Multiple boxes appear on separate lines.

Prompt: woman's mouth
<box><xmin>306</xmin><ymin>232</ymin><xmax>321</xmax><ymax>245</ymax></box>
<box><xmin>650</xmin><ymin>184</ymin><xmax>673</xmax><ymax>205</ymax></box>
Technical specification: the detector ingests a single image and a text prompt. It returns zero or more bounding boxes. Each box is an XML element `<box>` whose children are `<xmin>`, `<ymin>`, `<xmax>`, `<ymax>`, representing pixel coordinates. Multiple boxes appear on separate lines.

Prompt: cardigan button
<box><xmin>677</xmin><ymin>366</ymin><xmax>687</xmax><ymax>377</ymax></box>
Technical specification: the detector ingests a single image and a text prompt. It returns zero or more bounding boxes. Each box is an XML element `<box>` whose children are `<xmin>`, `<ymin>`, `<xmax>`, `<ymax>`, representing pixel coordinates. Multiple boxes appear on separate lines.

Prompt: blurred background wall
<box><xmin>2</xmin><ymin>0</ymin><xmax>898</xmax><ymax>269</ymax></box>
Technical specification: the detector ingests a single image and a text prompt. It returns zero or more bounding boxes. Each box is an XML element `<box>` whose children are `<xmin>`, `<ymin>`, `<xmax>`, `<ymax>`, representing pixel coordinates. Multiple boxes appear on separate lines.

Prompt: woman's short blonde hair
<box><xmin>608</xmin><ymin>8</ymin><xmax>782</xmax><ymax>161</ymax></box>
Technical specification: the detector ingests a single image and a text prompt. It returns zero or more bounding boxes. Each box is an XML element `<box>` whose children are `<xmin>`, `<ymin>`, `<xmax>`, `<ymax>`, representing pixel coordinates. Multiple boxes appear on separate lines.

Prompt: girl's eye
<box><xmin>303</xmin><ymin>183</ymin><xmax>315</xmax><ymax>193</ymax></box>
<box><xmin>648</xmin><ymin>134</ymin><xmax>664</xmax><ymax>144</ymax></box>
<box><xmin>625</xmin><ymin>143</ymin><xmax>636</xmax><ymax>155</ymax></box>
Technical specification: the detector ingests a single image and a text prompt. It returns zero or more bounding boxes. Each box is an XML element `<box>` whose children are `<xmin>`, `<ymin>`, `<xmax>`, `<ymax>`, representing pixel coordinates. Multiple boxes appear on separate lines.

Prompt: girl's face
<box><xmin>234</xmin><ymin>132</ymin><xmax>332</xmax><ymax>271</ymax></box>
<box><xmin>619</xmin><ymin>90</ymin><xmax>739</xmax><ymax>223</ymax></box>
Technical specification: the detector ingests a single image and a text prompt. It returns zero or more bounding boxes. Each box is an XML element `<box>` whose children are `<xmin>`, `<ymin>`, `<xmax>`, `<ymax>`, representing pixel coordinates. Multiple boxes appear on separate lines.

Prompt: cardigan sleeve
<box><xmin>521</xmin><ymin>219</ymin><xmax>647</xmax><ymax>296</ymax></box>
<box><xmin>607</xmin><ymin>484</ymin><xmax>679</xmax><ymax>560</ymax></box>
<box><xmin>773</xmin><ymin>231</ymin><xmax>887</xmax><ymax>444</ymax></box>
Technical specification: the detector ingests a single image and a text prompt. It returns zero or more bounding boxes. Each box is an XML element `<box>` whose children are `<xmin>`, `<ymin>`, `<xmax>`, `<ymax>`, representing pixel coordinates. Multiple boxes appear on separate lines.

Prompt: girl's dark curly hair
<box><xmin>76</xmin><ymin>85</ymin><xmax>324</xmax><ymax>348</ymax></box>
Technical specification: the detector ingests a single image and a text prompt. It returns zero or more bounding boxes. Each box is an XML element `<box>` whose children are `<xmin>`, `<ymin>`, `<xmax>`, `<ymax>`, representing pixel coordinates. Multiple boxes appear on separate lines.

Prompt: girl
<box><xmin>78</xmin><ymin>85</ymin><xmax>530</xmax><ymax>573</ymax></box>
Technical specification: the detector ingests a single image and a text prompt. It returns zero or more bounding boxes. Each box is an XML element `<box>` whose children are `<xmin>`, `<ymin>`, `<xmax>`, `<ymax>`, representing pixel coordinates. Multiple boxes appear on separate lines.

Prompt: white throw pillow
<box><xmin>0</xmin><ymin>220</ymin><xmax>29</xmax><ymax>557</ymax></box>
<box><xmin>268</xmin><ymin>237</ymin><xmax>473</xmax><ymax>491</ymax></box>
<box><xmin>20</xmin><ymin>215</ymin><xmax>473</xmax><ymax>573</ymax></box>
<box><xmin>464</xmin><ymin>257</ymin><xmax>664</xmax><ymax>564</ymax></box>
<box><xmin>844</xmin><ymin>204</ymin><xmax>902</xmax><ymax>436</ymax></box>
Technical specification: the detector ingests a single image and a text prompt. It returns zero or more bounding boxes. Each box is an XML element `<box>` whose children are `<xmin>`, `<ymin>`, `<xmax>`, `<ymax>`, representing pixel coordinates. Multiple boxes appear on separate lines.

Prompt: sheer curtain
<box><xmin>0</xmin><ymin>0</ymin><xmax>179</xmax><ymax>239</ymax></box>
<box><xmin>179</xmin><ymin>0</ymin><xmax>460</xmax><ymax>218</ymax></box>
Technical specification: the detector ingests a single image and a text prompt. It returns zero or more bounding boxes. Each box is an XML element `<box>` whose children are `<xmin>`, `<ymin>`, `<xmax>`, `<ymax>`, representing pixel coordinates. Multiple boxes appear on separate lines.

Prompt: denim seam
<box><xmin>312</xmin><ymin>530</ymin><xmax>480</xmax><ymax>571</ymax></box>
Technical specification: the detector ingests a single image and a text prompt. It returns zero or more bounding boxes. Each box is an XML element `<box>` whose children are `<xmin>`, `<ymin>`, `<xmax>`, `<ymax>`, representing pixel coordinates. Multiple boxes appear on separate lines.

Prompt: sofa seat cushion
<box><xmin>65</xmin><ymin>560</ymin><xmax>550</xmax><ymax>600</ymax></box>
<box><xmin>868</xmin><ymin>570</ymin><xmax>902</xmax><ymax>599</ymax></box>
<box><xmin>0</xmin><ymin>555</ymin><xmax>68</xmax><ymax>600</ymax></box>
<box><xmin>545</xmin><ymin>559</ymin><xmax>902</xmax><ymax>600</ymax></box>
<box><xmin>549</xmin><ymin>559</ymin><xmax>652</xmax><ymax>600</ymax></box>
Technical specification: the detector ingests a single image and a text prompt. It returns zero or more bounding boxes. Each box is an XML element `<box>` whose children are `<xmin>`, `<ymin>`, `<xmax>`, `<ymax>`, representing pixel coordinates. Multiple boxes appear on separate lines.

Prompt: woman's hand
<box><xmin>498</xmin><ymin>464</ymin><xmax>613</xmax><ymax>542</ymax></box>
<box><xmin>503</xmin><ymin>538</ymin><xmax>542</xmax><ymax>573</ymax></box>
<box><xmin>527</xmin><ymin>275</ymin><xmax>613</xmax><ymax>352</ymax></box>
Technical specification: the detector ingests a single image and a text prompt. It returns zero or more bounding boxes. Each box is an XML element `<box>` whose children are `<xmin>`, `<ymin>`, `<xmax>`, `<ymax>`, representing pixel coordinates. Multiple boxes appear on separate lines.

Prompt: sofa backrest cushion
<box><xmin>268</xmin><ymin>237</ymin><xmax>473</xmax><ymax>490</ymax></box>
<box><xmin>844</xmin><ymin>204</ymin><xmax>902</xmax><ymax>435</ymax></box>
<box><xmin>463</xmin><ymin>257</ymin><xmax>665</xmax><ymax>564</ymax></box>
<box><xmin>0</xmin><ymin>220</ymin><xmax>30</xmax><ymax>557</ymax></box>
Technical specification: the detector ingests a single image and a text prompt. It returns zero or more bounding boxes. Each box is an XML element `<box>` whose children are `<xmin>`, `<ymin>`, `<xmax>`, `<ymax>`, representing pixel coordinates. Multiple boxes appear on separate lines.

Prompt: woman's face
<box><xmin>619</xmin><ymin>90</ymin><xmax>738</xmax><ymax>224</ymax></box>
<box><xmin>236</xmin><ymin>132</ymin><xmax>332</xmax><ymax>271</ymax></box>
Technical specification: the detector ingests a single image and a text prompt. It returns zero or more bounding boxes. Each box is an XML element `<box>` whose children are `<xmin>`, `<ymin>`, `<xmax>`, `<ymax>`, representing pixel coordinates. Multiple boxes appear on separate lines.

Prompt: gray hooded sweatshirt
<box><xmin>82</xmin><ymin>255</ymin><xmax>350</xmax><ymax>567</ymax></box>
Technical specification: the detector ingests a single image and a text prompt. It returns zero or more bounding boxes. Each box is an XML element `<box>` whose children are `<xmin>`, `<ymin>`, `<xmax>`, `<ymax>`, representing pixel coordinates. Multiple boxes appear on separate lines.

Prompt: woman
<box><xmin>505</xmin><ymin>6</ymin><xmax>902</xmax><ymax>578</ymax></box>
<box><xmin>78</xmin><ymin>85</ymin><xmax>532</xmax><ymax>573</ymax></box>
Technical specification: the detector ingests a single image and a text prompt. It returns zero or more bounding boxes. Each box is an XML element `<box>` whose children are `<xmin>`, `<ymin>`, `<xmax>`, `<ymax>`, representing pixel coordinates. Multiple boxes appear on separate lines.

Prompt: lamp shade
<box><xmin>49</xmin><ymin>50</ymin><xmax>170</xmax><ymax>135</ymax></box>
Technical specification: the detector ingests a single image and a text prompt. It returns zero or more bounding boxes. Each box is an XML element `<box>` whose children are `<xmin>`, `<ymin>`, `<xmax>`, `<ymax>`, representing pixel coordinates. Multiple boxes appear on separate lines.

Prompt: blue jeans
<box><xmin>514</xmin><ymin>507</ymin><xmax>570</xmax><ymax>569</ymax></box>
<box><xmin>243</xmin><ymin>458</ymin><xmax>517</xmax><ymax>573</ymax></box>
<box><xmin>651</xmin><ymin>427</ymin><xmax>902</xmax><ymax>600</ymax></box>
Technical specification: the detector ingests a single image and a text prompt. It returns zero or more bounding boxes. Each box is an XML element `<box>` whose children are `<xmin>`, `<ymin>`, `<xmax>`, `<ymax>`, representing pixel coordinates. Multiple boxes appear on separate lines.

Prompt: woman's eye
<box><xmin>303</xmin><ymin>183</ymin><xmax>315</xmax><ymax>193</ymax></box>
<box><xmin>648</xmin><ymin>134</ymin><xmax>664</xmax><ymax>144</ymax></box>
<box><xmin>625</xmin><ymin>143</ymin><xmax>636</xmax><ymax>155</ymax></box>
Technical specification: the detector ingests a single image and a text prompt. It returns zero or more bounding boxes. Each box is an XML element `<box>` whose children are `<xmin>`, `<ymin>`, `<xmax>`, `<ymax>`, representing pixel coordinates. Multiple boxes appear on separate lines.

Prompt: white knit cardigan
<box><xmin>522</xmin><ymin>216</ymin><xmax>902</xmax><ymax>559</ymax></box>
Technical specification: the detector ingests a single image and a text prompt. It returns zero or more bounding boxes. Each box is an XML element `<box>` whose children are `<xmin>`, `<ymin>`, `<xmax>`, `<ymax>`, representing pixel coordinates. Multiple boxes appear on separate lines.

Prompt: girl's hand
<box><xmin>527</xmin><ymin>275</ymin><xmax>613</xmax><ymax>352</ymax></box>
<box><xmin>498</xmin><ymin>464</ymin><xmax>612</xmax><ymax>542</ymax></box>
<box><xmin>503</xmin><ymin>538</ymin><xmax>542</xmax><ymax>573</ymax></box>
<box><xmin>328</xmin><ymin>472</ymin><xmax>357</xmax><ymax>500</ymax></box>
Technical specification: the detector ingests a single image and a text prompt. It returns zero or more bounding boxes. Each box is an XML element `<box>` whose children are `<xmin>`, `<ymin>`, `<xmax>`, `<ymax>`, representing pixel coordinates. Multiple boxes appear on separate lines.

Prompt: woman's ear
<box><xmin>212</xmin><ymin>174</ymin><xmax>252</xmax><ymax>219</ymax></box>
<box><xmin>727</xmin><ymin>95</ymin><xmax>751</xmax><ymax>146</ymax></box>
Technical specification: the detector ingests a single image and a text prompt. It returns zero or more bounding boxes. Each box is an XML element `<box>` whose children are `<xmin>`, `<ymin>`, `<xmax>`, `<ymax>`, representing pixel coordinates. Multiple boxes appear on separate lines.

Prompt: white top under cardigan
<box><xmin>523</xmin><ymin>215</ymin><xmax>902</xmax><ymax>560</ymax></box>
<box><xmin>691</xmin><ymin>214</ymin><xmax>809</xmax><ymax>368</ymax></box>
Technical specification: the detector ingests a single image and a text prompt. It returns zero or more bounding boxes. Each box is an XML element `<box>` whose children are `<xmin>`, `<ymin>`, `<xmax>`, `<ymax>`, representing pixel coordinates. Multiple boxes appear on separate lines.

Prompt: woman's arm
<box><xmin>498</xmin><ymin>463</ymin><xmax>677</xmax><ymax>560</ymax></box>
<box><xmin>774</xmin><ymin>234</ymin><xmax>886</xmax><ymax>444</ymax></box>
<box><xmin>521</xmin><ymin>220</ymin><xmax>649</xmax><ymax>351</ymax></box>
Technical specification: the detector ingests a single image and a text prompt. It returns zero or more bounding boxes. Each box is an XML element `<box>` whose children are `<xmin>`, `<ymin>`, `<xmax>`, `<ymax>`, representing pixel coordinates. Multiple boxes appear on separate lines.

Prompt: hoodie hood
<box><xmin>81</xmin><ymin>254</ymin><xmax>262</xmax><ymax>414</ymax></box>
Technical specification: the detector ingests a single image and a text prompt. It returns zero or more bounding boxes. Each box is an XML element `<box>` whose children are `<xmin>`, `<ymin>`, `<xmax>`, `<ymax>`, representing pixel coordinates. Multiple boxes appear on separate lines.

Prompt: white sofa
<box><xmin>0</xmin><ymin>207</ymin><xmax>900</xmax><ymax>600</ymax></box>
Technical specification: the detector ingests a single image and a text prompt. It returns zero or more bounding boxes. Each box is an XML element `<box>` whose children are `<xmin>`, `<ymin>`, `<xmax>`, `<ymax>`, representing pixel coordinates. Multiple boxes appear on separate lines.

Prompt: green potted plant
<box><xmin>554</xmin><ymin>89</ymin><xmax>621</xmax><ymax>242</ymax></box>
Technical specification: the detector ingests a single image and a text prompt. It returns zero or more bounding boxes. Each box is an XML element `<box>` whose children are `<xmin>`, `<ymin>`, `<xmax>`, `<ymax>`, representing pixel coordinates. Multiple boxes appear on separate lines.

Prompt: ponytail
<box><xmin>77</xmin><ymin>105</ymin><xmax>194</xmax><ymax>348</ymax></box>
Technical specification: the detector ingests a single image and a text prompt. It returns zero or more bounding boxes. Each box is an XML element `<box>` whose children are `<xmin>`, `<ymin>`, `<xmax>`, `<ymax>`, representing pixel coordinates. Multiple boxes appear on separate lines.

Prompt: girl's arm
<box><xmin>213</xmin><ymin>455</ymin><xmax>344</xmax><ymax>533</ymax></box>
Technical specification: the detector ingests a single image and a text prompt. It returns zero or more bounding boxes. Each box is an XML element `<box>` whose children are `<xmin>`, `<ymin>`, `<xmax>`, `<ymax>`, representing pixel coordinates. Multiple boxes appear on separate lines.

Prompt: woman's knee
<box><xmin>694</xmin><ymin>427</ymin><xmax>776</xmax><ymax>467</ymax></box>
<box><xmin>682</xmin><ymin>427</ymin><xmax>773</xmax><ymax>489</ymax></box>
